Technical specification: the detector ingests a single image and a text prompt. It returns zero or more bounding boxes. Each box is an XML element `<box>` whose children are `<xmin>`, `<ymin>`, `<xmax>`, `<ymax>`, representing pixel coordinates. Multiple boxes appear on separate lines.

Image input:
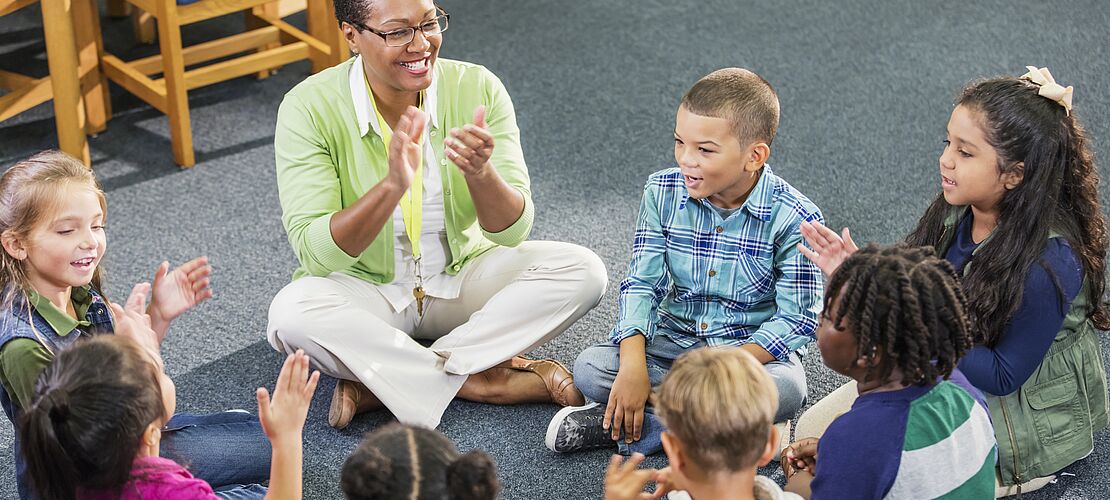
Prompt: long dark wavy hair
<box><xmin>906</xmin><ymin>75</ymin><xmax>1109</xmax><ymax>346</ymax></box>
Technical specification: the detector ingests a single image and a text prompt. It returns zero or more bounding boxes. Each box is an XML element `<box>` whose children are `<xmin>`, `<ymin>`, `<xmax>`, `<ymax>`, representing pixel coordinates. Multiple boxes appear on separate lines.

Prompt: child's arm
<box><xmin>746</xmin><ymin>218</ymin><xmax>825</xmax><ymax>364</ymax></box>
<box><xmin>603</xmin><ymin>453</ymin><xmax>656</xmax><ymax>500</ymax></box>
<box><xmin>0</xmin><ymin>339</ymin><xmax>53</xmax><ymax>410</ymax></box>
<box><xmin>147</xmin><ymin>257</ymin><xmax>213</xmax><ymax>342</ymax></box>
<box><xmin>257</xmin><ymin>350</ymin><xmax>320</xmax><ymax>500</ymax></box>
<box><xmin>606</xmin><ymin>180</ymin><xmax>671</xmax><ymax>442</ymax></box>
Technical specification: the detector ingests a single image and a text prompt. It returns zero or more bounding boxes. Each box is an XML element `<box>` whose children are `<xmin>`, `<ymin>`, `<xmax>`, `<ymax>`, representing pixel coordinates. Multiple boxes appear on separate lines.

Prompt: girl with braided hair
<box><xmin>797</xmin><ymin>67</ymin><xmax>1109</xmax><ymax>496</ymax></box>
<box><xmin>781</xmin><ymin>245</ymin><xmax>996</xmax><ymax>499</ymax></box>
<box><xmin>341</xmin><ymin>423</ymin><xmax>500</xmax><ymax>500</ymax></box>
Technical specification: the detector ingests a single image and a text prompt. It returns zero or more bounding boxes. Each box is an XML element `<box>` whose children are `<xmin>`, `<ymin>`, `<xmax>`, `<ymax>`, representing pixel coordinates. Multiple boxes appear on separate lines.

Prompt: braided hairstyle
<box><xmin>341</xmin><ymin>423</ymin><xmax>500</xmax><ymax>500</ymax></box>
<box><xmin>825</xmin><ymin>245</ymin><xmax>973</xmax><ymax>386</ymax></box>
<box><xmin>18</xmin><ymin>336</ymin><xmax>166</xmax><ymax>500</ymax></box>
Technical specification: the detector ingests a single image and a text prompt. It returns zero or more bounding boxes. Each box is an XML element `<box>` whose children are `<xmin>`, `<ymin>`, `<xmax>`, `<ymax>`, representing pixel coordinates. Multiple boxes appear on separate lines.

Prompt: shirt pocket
<box><xmin>724</xmin><ymin>249</ymin><xmax>776</xmax><ymax>301</ymax></box>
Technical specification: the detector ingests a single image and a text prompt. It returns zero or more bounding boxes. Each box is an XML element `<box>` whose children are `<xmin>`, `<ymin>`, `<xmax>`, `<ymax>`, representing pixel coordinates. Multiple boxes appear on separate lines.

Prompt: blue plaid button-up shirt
<box><xmin>610</xmin><ymin>166</ymin><xmax>824</xmax><ymax>361</ymax></box>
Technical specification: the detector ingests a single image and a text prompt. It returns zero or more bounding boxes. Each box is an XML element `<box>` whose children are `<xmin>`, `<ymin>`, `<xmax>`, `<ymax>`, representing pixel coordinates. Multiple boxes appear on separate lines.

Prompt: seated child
<box><xmin>781</xmin><ymin>245</ymin><xmax>996</xmax><ymax>499</ymax></box>
<box><xmin>0</xmin><ymin>151</ymin><xmax>270</xmax><ymax>497</ymax></box>
<box><xmin>19</xmin><ymin>332</ymin><xmax>318</xmax><ymax>499</ymax></box>
<box><xmin>547</xmin><ymin>67</ymin><xmax>823</xmax><ymax>455</ymax></box>
<box><xmin>603</xmin><ymin>347</ymin><xmax>801</xmax><ymax>500</ymax></box>
<box><xmin>341</xmin><ymin>423</ymin><xmax>500</xmax><ymax>500</ymax></box>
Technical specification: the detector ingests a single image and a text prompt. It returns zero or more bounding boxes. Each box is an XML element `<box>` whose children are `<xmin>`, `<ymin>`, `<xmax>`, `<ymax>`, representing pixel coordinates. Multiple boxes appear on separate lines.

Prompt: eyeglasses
<box><xmin>350</xmin><ymin>9</ymin><xmax>450</xmax><ymax>47</ymax></box>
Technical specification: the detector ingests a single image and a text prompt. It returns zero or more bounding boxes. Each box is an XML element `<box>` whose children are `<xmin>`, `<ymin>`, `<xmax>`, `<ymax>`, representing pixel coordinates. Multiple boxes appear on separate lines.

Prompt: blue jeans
<box><xmin>573</xmin><ymin>334</ymin><xmax>807</xmax><ymax>456</ymax></box>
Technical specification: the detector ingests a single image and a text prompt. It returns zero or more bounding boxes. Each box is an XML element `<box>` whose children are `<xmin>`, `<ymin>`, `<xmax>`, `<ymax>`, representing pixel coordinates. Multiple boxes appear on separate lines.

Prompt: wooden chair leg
<box><xmin>133</xmin><ymin>9</ymin><xmax>156</xmax><ymax>44</ymax></box>
<box><xmin>73</xmin><ymin>0</ymin><xmax>110</xmax><ymax>134</ymax></box>
<box><xmin>247</xmin><ymin>5</ymin><xmax>279</xmax><ymax>79</ymax></box>
<box><xmin>40</xmin><ymin>0</ymin><xmax>90</xmax><ymax>165</ymax></box>
<box><xmin>305</xmin><ymin>0</ymin><xmax>346</xmax><ymax>72</ymax></box>
<box><xmin>155</xmin><ymin>0</ymin><xmax>194</xmax><ymax>167</ymax></box>
<box><xmin>106</xmin><ymin>0</ymin><xmax>131</xmax><ymax>18</ymax></box>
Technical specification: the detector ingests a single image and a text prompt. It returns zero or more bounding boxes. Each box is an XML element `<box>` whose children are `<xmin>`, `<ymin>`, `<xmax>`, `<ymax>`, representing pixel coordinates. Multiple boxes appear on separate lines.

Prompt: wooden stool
<box><xmin>99</xmin><ymin>0</ymin><xmax>347</xmax><ymax>167</ymax></box>
<box><xmin>0</xmin><ymin>0</ymin><xmax>110</xmax><ymax>166</ymax></box>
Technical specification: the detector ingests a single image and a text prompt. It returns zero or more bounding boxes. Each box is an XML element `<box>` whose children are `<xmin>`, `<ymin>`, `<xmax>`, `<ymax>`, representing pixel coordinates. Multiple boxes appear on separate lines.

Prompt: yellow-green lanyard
<box><xmin>366</xmin><ymin>76</ymin><xmax>428</xmax><ymax>314</ymax></box>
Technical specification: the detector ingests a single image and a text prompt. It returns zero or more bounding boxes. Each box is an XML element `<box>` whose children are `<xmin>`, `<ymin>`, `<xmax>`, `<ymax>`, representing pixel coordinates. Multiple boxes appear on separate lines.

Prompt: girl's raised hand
<box><xmin>445</xmin><ymin>106</ymin><xmax>495</xmax><ymax>177</ymax></box>
<box><xmin>149</xmin><ymin>256</ymin><xmax>213</xmax><ymax>340</ymax></box>
<box><xmin>604</xmin><ymin>453</ymin><xmax>656</xmax><ymax>500</ymax></box>
<box><xmin>796</xmin><ymin>221</ymin><xmax>859</xmax><ymax>277</ymax></box>
<box><xmin>256</xmin><ymin>350</ymin><xmax>320</xmax><ymax>444</ymax></box>
<box><xmin>110</xmin><ymin>283</ymin><xmax>163</xmax><ymax>370</ymax></box>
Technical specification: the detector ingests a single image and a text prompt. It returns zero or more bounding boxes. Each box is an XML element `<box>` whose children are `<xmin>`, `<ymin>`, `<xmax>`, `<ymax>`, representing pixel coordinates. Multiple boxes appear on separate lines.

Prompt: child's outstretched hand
<box><xmin>604</xmin><ymin>453</ymin><xmax>656</xmax><ymax>500</ymax></box>
<box><xmin>781</xmin><ymin>437</ymin><xmax>819</xmax><ymax>477</ymax></box>
<box><xmin>257</xmin><ymin>350</ymin><xmax>320</xmax><ymax>444</ymax></box>
<box><xmin>650</xmin><ymin>466</ymin><xmax>676</xmax><ymax>499</ymax></box>
<box><xmin>796</xmin><ymin>221</ymin><xmax>858</xmax><ymax>277</ymax></box>
<box><xmin>110</xmin><ymin>283</ymin><xmax>163</xmax><ymax>371</ymax></box>
<box><xmin>148</xmin><ymin>256</ymin><xmax>213</xmax><ymax>341</ymax></box>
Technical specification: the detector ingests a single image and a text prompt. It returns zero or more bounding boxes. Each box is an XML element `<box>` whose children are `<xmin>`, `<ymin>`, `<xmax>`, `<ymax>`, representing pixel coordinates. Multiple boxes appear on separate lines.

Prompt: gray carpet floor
<box><xmin>2</xmin><ymin>0</ymin><xmax>1109</xmax><ymax>498</ymax></box>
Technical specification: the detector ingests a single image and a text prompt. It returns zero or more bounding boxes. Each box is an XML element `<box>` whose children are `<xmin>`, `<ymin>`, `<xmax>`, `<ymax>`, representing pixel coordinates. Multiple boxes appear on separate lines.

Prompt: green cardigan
<box><xmin>274</xmin><ymin>57</ymin><xmax>534</xmax><ymax>283</ymax></box>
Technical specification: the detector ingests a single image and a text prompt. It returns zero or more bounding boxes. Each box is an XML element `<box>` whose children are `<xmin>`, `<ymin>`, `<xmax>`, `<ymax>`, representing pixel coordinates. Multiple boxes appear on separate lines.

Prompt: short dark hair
<box><xmin>825</xmin><ymin>244</ymin><xmax>973</xmax><ymax>386</ymax></box>
<box><xmin>681</xmin><ymin>68</ymin><xmax>780</xmax><ymax>145</ymax></box>
<box><xmin>334</xmin><ymin>0</ymin><xmax>374</xmax><ymax>26</ymax></box>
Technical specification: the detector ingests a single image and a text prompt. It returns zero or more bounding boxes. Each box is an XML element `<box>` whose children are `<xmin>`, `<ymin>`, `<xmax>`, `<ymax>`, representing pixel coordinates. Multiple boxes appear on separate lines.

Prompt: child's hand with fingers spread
<box><xmin>651</xmin><ymin>466</ymin><xmax>675</xmax><ymax>499</ymax></box>
<box><xmin>110</xmin><ymin>283</ymin><xmax>163</xmax><ymax>370</ymax></box>
<box><xmin>604</xmin><ymin>453</ymin><xmax>657</xmax><ymax>500</ymax></box>
<box><xmin>257</xmin><ymin>350</ymin><xmax>320</xmax><ymax>444</ymax></box>
<box><xmin>796</xmin><ymin>220</ymin><xmax>859</xmax><ymax>277</ymax></box>
<box><xmin>148</xmin><ymin>256</ymin><xmax>213</xmax><ymax>340</ymax></box>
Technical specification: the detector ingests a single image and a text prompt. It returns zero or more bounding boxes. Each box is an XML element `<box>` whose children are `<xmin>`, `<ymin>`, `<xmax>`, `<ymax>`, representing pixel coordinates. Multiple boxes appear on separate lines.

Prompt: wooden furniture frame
<box><xmin>99</xmin><ymin>0</ymin><xmax>346</xmax><ymax>167</ymax></box>
<box><xmin>0</xmin><ymin>0</ymin><xmax>110</xmax><ymax>165</ymax></box>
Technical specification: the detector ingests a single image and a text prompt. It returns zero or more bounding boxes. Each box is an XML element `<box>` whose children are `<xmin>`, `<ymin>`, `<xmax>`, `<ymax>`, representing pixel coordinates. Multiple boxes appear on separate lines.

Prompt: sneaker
<box><xmin>545</xmin><ymin>402</ymin><xmax>614</xmax><ymax>453</ymax></box>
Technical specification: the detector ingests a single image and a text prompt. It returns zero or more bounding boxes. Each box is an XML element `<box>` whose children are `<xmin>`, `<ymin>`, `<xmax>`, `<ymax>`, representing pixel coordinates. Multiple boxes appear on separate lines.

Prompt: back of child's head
<box><xmin>826</xmin><ymin>244</ymin><xmax>973</xmax><ymax>385</ymax></box>
<box><xmin>18</xmin><ymin>335</ymin><xmax>165</xmax><ymax>500</ymax></box>
<box><xmin>341</xmin><ymin>423</ymin><xmax>500</xmax><ymax>500</ymax></box>
<box><xmin>653</xmin><ymin>347</ymin><xmax>777</xmax><ymax>473</ymax></box>
<box><xmin>0</xmin><ymin>150</ymin><xmax>106</xmax><ymax>302</ymax></box>
<box><xmin>681</xmin><ymin>68</ymin><xmax>780</xmax><ymax>146</ymax></box>
<box><xmin>907</xmin><ymin>69</ymin><xmax>1109</xmax><ymax>343</ymax></box>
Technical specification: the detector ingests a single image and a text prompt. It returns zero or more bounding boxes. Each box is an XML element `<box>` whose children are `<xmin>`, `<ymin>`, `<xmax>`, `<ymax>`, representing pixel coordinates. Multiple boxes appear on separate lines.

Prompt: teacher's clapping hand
<box><xmin>386</xmin><ymin>106</ymin><xmax>429</xmax><ymax>192</ymax></box>
<box><xmin>445</xmin><ymin>106</ymin><xmax>495</xmax><ymax>177</ymax></box>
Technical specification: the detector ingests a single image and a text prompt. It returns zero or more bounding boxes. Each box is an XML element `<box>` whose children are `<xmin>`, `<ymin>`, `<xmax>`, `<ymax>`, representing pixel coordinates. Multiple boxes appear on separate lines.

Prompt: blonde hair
<box><xmin>681</xmin><ymin>68</ymin><xmax>780</xmax><ymax>145</ymax></box>
<box><xmin>0</xmin><ymin>150</ymin><xmax>106</xmax><ymax>306</ymax></box>
<box><xmin>653</xmin><ymin>347</ymin><xmax>778</xmax><ymax>472</ymax></box>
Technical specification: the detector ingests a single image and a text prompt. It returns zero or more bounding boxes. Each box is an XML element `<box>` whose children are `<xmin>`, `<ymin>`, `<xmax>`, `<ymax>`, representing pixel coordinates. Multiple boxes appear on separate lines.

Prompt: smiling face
<box><xmin>344</xmin><ymin>0</ymin><xmax>441</xmax><ymax>97</ymax></box>
<box><xmin>939</xmin><ymin>105</ymin><xmax>1021</xmax><ymax>211</ymax></box>
<box><xmin>673</xmin><ymin>105</ymin><xmax>765</xmax><ymax>209</ymax></box>
<box><xmin>19</xmin><ymin>183</ymin><xmax>106</xmax><ymax>296</ymax></box>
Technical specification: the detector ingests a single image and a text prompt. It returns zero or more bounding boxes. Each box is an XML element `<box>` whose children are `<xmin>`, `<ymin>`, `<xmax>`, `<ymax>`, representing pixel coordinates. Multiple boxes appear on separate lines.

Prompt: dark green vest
<box><xmin>938</xmin><ymin>207</ymin><xmax>1109</xmax><ymax>485</ymax></box>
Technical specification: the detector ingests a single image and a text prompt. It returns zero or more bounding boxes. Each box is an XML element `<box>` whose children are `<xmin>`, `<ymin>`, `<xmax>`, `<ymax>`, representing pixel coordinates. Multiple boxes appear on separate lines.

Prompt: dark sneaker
<box><xmin>545</xmin><ymin>402</ymin><xmax>614</xmax><ymax>453</ymax></box>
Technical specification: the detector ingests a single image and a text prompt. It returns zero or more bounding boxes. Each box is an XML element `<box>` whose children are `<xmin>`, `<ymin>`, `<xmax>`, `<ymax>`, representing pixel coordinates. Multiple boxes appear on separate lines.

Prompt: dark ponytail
<box><xmin>341</xmin><ymin>423</ymin><xmax>500</xmax><ymax>500</ymax></box>
<box><xmin>18</xmin><ymin>336</ymin><xmax>165</xmax><ymax>498</ymax></box>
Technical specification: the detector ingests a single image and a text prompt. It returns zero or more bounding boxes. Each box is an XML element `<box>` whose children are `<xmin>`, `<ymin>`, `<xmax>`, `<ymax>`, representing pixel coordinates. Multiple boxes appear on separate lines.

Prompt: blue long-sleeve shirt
<box><xmin>611</xmin><ymin>167</ymin><xmax>824</xmax><ymax>361</ymax></box>
<box><xmin>947</xmin><ymin>216</ymin><xmax>1083</xmax><ymax>396</ymax></box>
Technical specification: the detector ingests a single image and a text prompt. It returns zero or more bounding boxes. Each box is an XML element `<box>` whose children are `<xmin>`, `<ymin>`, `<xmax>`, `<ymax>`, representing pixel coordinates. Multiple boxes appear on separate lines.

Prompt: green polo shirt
<box><xmin>274</xmin><ymin>57</ymin><xmax>534</xmax><ymax>284</ymax></box>
<box><xmin>0</xmin><ymin>286</ymin><xmax>95</xmax><ymax>409</ymax></box>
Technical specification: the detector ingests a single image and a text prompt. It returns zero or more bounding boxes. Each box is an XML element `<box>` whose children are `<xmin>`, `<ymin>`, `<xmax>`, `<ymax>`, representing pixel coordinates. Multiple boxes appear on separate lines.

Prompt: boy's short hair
<box><xmin>653</xmin><ymin>347</ymin><xmax>778</xmax><ymax>472</ymax></box>
<box><xmin>681</xmin><ymin>68</ymin><xmax>780</xmax><ymax>145</ymax></box>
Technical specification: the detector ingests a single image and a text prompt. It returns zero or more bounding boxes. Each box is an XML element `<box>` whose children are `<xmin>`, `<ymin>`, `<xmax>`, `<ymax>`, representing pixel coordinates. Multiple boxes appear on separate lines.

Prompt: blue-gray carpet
<box><xmin>2</xmin><ymin>0</ymin><xmax>1109</xmax><ymax>498</ymax></box>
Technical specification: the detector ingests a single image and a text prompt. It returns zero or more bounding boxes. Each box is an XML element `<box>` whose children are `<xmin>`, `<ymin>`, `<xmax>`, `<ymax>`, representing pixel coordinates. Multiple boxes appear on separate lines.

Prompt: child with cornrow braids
<box><xmin>781</xmin><ymin>245</ymin><xmax>996</xmax><ymax>499</ymax></box>
<box><xmin>340</xmin><ymin>423</ymin><xmax>500</xmax><ymax>500</ymax></box>
<box><xmin>799</xmin><ymin>66</ymin><xmax>1109</xmax><ymax>496</ymax></box>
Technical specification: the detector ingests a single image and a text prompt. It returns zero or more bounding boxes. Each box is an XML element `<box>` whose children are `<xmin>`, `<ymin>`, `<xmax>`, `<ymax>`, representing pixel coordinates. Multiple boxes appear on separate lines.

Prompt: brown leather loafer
<box><xmin>328</xmin><ymin>379</ymin><xmax>360</xmax><ymax>430</ymax></box>
<box><xmin>511</xmin><ymin>357</ymin><xmax>586</xmax><ymax>407</ymax></box>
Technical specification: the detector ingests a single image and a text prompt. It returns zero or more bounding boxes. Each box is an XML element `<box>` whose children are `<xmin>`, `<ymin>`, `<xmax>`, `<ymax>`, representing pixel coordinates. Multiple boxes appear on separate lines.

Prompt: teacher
<box><xmin>267</xmin><ymin>0</ymin><xmax>606</xmax><ymax>429</ymax></box>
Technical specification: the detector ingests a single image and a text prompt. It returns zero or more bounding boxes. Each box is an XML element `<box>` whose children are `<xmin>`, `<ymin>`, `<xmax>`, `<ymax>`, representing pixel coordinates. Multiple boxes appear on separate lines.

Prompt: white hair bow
<box><xmin>1020</xmin><ymin>66</ymin><xmax>1074</xmax><ymax>116</ymax></box>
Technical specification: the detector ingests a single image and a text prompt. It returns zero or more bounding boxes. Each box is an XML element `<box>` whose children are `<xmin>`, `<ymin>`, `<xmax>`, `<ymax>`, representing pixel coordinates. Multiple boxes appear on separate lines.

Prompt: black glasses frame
<box><xmin>349</xmin><ymin>7</ymin><xmax>450</xmax><ymax>46</ymax></box>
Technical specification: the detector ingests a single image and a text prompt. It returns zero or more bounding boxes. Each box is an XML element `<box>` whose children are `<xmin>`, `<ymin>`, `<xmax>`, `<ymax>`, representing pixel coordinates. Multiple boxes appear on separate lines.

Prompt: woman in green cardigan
<box><xmin>267</xmin><ymin>0</ymin><xmax>607</xmax><ymax>429</ymax></box>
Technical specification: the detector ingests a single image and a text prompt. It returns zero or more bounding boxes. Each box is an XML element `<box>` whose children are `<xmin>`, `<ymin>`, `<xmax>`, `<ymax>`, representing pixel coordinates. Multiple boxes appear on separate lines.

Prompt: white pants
<box><xmin>266</xmin><ymin>241</ymin><xmax>607</xmax><ymax>428</ymax></box>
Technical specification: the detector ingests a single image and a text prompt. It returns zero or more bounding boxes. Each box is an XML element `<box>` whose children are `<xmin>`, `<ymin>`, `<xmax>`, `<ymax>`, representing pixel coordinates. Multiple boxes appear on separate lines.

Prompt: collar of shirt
<box><xmin>681</xmin><ymin>166</ymin><xmax>776</xmax><ymax>222</ymax></box>
<box><xmin>26</xmin><ymin>286</ymin><xmax>94</xmax><ymax>336</ymax></box>
<box><xmin>349</xmin><ymin>54</ymin><xmax>440</xmax><ymax>138</ymax></box>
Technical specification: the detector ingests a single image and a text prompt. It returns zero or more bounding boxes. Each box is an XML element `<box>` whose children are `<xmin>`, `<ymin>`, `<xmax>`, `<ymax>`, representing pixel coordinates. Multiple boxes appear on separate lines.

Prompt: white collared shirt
<box><xmin>349</xmin><ymin>55</ymin><xmax>463</xmax><ymax>313</ymax></box>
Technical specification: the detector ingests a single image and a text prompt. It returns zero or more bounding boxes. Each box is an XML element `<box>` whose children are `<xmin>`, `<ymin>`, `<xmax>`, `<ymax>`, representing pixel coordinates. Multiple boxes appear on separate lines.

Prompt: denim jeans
<box><xmin>572</xmin><ymin>333</ymin><xmax>807</xmax><ymax>456</ymax></box>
